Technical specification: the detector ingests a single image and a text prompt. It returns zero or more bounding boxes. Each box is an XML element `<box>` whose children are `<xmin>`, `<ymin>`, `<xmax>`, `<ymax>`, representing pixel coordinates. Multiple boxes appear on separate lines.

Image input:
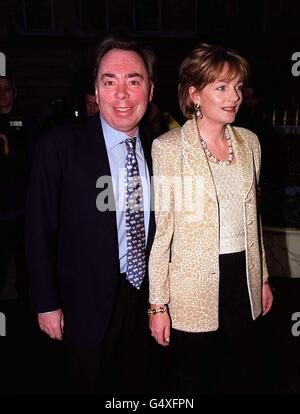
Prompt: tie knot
<box><xmin>125</xmin><ymin>137</ymin><xmax>137</xmax><ymax>152</ymax></box>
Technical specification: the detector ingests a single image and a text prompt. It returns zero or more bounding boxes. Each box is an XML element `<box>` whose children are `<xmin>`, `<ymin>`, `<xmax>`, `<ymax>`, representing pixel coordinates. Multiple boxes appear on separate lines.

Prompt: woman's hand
<box><xmin>262</xmin><ymin>281</ymin><xmax>273</xmax><ymax>316</ymax></box>
<box><xmin>149</xmin><ymin>306</ymin><xmax>170</xmax><ymax>346</ymax></box>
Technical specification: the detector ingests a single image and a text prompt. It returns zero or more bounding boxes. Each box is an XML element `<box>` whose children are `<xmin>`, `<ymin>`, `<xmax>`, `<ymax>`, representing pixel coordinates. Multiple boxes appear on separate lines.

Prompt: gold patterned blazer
<box><xmin>149</xmin><ymin>117</ymin><xmax>269</xmax><ymax>333</ymax></box>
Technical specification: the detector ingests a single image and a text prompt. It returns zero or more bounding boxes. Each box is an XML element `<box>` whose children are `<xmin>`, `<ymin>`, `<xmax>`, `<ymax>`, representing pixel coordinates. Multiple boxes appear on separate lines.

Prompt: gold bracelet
<box><xmin>148</xmin><ymin>305</ymin><xmax>168</xmax><ymax>316</ymax></box>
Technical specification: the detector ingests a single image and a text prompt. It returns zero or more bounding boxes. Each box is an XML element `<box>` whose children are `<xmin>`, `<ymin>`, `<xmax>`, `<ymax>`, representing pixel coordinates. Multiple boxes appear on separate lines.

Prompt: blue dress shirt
<box><xmin>100</xmin><ymin>116</ymin><xmax>151</xmax><ymax>274</ymax></box>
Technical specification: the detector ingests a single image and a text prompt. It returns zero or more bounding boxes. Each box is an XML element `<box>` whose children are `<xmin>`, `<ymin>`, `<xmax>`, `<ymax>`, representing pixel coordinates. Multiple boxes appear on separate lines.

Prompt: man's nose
<box><xmin>115</xmin><ymin>83</ymin><xmax>129</xmax><ymax>99</ymax></box>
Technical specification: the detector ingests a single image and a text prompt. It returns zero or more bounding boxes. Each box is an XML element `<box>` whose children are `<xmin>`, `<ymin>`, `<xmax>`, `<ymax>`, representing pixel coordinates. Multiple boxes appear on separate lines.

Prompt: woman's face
<box><xmin>191</xmin><ymin>64</ymin><xmax>243</xmax><ymax>125</ymax></box>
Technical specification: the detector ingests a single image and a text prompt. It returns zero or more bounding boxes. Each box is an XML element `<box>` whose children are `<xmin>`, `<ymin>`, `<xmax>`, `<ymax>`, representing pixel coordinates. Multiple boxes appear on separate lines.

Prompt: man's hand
<box><xmin>38</xmin><ymin>309</ymin><xmax>64</xmax><ymax>340</ymax></box>
<box><xmin>0</xmin><ymin>133</ymin><xmax>10</xmax><ymax>155</ymax></box>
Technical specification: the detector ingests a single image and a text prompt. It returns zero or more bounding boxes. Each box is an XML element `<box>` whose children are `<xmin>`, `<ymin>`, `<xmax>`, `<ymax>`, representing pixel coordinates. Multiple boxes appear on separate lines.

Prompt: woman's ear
<box><xmin>188</xmin><ymin>86</ymin><xmax>200</xmax><ymax>105</ymax></box>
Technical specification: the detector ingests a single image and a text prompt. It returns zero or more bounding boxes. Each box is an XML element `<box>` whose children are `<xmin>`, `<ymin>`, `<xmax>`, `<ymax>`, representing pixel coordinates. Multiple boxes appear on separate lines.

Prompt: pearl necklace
<box><xmin>199</xmin><ymin>127</ymin><xmax>234</xmax><ymax>166</ymax></box>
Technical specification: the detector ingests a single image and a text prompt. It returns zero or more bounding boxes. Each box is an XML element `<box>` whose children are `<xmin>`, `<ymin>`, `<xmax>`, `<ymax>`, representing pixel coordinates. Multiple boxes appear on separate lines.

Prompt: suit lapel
<box><xmin>181</xmin><ymin>118</ymin><xmax>217</xmax><ymax>202</ymax></box>
<box><xmin>86</xmin><ymin>115</ymin><xmax>112</xmax><ymax>178</ymax></box>
<box><xmin>181</xmin><ymin>119</ymin><xmax>254</xmax><ymax>202</ymax></box>
<box><xmin>139</xmin><ymin>122</ymin><xmax>155</xmax><ymax>251</ymax></box>
<box><xmin>86</xmin><ymin>115</ymin><xmax>118</xmax><ymax>250</ymax></box>
<box><xmin>228</xmin><ymin>125</ymin><xmax>254</xmax><ymax>200</ymax></box>
<box><xmin>139</xmin><ymin>124</ymin><xmax>153</xmax><ymax>176</ymax></box>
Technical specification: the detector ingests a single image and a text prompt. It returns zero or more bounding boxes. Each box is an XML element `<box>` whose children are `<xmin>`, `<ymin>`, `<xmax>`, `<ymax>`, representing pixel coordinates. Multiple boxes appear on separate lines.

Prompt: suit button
<box><xmin>248</xmin><ymin>220</ymin><xmax>253</xmax><ymax>225</ymax></box>
<box><xmin>249</xmin><ymin>242</ymin><xmax>254</xmax><ymax>247</ymax></box>
<box><xmin>249</xmin><ymin>264</ymin><xmax>255</xmax><ymax>269</ymax></box>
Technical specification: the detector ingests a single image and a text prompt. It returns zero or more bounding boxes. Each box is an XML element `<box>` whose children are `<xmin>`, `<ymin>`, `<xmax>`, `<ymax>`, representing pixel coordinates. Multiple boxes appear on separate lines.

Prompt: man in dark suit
<box><xmin>26</xmin><ymin>35</ymin><xmax>155</xmax><ymax>393</ymax></box>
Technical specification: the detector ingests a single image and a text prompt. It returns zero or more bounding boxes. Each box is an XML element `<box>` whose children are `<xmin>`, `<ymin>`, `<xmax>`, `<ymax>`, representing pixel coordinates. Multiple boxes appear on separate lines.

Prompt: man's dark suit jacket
<box><xmin>26</xmin><ymin>114</ymin><xmax>155</xmax><ymax>348</ymax></box>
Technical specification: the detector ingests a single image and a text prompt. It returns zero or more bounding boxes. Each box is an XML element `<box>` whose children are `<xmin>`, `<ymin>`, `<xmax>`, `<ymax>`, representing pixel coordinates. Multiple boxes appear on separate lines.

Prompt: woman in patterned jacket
<box><xmin>148</xmin><ymin>43</ymin><xmax>273</xmax><ymax>393</ymax></box>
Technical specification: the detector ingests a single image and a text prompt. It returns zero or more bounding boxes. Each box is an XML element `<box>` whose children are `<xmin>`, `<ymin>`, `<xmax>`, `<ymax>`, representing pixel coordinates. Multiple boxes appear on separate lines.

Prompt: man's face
<box><xmin>85</xmin><ymin>93</ymin><xmax>99</xmax><ymax>117</ymax></box>
<box><xmin>0</xmin><ymin>77</ymin><xmax>15</xmax><ymax>114</ymax></box>
<box><xmin>95</xmin><ymin>49</ymin><xmax>153</xmax><ymax>137</ymax></box>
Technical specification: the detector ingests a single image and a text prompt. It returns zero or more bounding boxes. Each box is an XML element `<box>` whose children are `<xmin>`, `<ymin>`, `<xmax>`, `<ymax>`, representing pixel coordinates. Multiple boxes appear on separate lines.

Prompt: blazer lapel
<box><xmin>139</xmin><ymin>122</ymin><xmax>155</xmax><ymax>251</ymax></box>
<box><xmin>181</xmin><ymin>119</ymin><xmax>255</xmax><ymax>202</ymax></box>
<box><xmin>86</xmin><ymin>115</ymin><xmax>112</xmax><ymax>179</ymax></box>
<box><xmin>181</xmin><ymin>118</ymin><xmax>217</xmax><ymax>203</ymax></box>
<box><xmin>228</xmin><ymin>125</ymin><xmax>254</xmax><ymax>200</ymax></box>
<box><xmin>140</xmin><ymin>124</ymin><xmax>153</xmax><ymax>176</ymax></box>
<box><xmin>86</xmin><ymin>115</ymin><xmax>118</xmax><ymax>249</ymax></box>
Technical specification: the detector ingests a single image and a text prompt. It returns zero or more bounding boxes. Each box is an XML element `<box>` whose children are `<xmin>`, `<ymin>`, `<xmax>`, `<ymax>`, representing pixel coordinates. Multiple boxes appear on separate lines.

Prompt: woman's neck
<box><xmin>196</xmin><ymin>119</ymin><xmax>227</xmax><ymax>144</ymax></box>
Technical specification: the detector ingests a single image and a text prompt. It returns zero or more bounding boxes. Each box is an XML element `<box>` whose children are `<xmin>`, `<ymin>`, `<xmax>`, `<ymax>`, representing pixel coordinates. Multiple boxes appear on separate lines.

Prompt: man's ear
<box><xmin>148</xmin><ymin>83</ymin><xmax>154</xmax><ymax>103</ymax></box>
<box><xmin>95</xmin><ymin>86</ymin><xmax>99</xmax><ymax>105</ymax></box>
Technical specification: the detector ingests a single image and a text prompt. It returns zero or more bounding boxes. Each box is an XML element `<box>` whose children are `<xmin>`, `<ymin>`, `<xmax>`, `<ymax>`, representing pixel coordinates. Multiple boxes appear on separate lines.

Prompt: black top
<box><xmin>0</xmin><ymin>110</ymin><xmax>33</xmax><ymax>217</ymax></box>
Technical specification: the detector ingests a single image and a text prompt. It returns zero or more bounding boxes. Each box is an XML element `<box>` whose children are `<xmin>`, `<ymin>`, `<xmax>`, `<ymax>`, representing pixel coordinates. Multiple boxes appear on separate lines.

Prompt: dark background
<box><xmin>0</xmin><ymin>0</ymin><xmax>300</xmax><ymax>396</ymax></box>
<box><xmin>0</xmin><ymin>0</ymin><xmax>299</xmax><ymax>124</ymax></box>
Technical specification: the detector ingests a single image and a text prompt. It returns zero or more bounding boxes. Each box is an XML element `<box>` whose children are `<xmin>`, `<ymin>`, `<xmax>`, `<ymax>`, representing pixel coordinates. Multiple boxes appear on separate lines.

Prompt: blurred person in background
<box><xmin>85</xmin><ymin>86</ymin><xmax>99</xmax><ymax>118</ymax></box>
<box><xmin>0</xmin><ymin>74</ymin><xmax>36</xmax><ymax>302</ymax></box>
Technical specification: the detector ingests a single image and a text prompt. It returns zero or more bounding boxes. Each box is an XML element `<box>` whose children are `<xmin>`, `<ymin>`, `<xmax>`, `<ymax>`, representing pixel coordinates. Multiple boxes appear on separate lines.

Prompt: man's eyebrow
<box><xmin>100</xmin><ymin>72</ymin><xmax>144</xmax><ymax>80</ymax></box>
<box><xmin>127</xmin><ymin>72</ymin><xmax>144</xmax><ymax>79</ymax></box>
<box><xmin>100</xmin><ymin>73</ymin><xmax>116</xmax><ymax>80</ymax></box>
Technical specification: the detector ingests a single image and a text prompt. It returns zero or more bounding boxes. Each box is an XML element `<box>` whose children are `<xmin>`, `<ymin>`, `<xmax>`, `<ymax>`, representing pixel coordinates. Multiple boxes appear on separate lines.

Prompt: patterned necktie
<box><xmin>124</xmin><ymin>137</ymin><xmax>146</xmax><ymax>289</ymax></box>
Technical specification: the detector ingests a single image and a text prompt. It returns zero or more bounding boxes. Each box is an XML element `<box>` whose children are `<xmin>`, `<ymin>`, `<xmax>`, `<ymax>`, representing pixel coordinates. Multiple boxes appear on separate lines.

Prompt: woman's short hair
<box><xmin>178</xmin><ymin>43</ymin><xmax>250</xmax><ymax>119</ymax></box>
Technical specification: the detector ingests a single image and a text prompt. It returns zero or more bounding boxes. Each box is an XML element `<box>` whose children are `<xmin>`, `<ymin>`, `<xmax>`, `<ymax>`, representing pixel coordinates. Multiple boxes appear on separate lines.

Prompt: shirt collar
<box><xmin>100</xmin><ymin>115</ymin><xmax>140</xmax><ymax>150</ymax></box>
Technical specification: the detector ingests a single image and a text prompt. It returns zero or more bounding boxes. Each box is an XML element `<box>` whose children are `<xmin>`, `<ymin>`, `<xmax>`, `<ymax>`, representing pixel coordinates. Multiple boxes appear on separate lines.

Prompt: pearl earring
<box><xmin>194</xmin><ymin>103</ymin><xmax>203</xmax><ymax>118</ymax></box>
